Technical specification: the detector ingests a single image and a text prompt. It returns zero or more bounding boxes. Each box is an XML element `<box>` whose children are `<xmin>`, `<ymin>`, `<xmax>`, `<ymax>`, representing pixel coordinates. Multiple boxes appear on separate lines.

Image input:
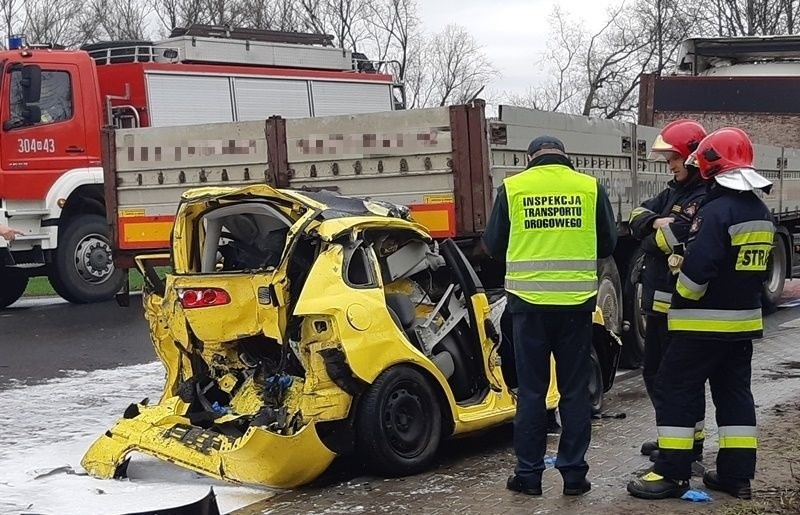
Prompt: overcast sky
<box><xmin>417</xmin><ymin>0</ymin><xmax>619</xmax><ymax>98</ymax></box>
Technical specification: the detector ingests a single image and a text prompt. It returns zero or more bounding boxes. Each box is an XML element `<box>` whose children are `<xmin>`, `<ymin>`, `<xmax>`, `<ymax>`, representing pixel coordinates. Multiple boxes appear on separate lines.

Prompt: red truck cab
<box><xmin>1</xmin><ymin>49</ymin><xmax>103</xmax><ymax>201</ymax></box>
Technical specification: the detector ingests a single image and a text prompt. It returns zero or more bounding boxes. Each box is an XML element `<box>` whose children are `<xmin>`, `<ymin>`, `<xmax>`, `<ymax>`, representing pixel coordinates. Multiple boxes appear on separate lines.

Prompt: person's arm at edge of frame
<box><xmin>596</xmin><ymin>183</ymin><xmax>618</xmax><ymax>259</ymax></box>
<box><xmin>482</xmin><ymin>184</ymin><xmax>511</xmax><ymax>261</ymax></box>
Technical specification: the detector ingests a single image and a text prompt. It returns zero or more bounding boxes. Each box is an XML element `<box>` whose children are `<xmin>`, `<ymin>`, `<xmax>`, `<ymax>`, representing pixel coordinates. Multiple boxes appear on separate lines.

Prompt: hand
<box><xmin>652</xmin><ymin>217</ymin><xmax>674</xmax><ymax>229</ymax></box>
<box><xmin>668</xmin><ymin>253</ymin><xmax>684</xmax><ymax>275</ymax></box>
<box><xmin>0</xmin><ymin>225</ymin><xmax>24</xmax><ymax>241</ymax></box>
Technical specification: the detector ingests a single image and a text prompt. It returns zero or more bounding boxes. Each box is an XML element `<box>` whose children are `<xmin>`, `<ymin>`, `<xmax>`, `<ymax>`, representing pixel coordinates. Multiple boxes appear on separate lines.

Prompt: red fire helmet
<box><xmin>650</xmin><ymin>119</ymin><xmax>707</xmax><ymax>162</ymax></box>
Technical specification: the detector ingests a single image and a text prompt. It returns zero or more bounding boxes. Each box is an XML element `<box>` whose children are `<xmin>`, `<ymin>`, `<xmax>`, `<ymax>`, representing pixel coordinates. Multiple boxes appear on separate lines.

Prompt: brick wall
<box><xmin>653</xmin><ymin>111</ymin><xmax>800</xmax><ymax>148</ymax></box>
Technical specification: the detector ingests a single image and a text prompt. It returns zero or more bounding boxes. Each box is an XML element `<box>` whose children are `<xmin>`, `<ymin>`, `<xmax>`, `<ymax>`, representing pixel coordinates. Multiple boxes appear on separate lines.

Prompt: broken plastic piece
<box><xmin>681</xmin><ymin>489</ymin><xmax>712</xmax><ymax>502</ymax></box>
<box><xmin>210</xmin><ymin>401</ymin><xmax>230</xmax><ymax>415</ymax></box>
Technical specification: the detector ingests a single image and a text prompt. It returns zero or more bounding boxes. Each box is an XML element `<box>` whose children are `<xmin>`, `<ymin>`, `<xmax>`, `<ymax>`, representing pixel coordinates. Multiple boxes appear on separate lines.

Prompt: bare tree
<box><xmin>696</xmin><ymin>0</ymin><xmax>799</xmax><ymax>36</ymax></box>
<box><xmin>90</xmin><ymin>0</ymin><xmax>150</xmax><ymax>41</ymax></box>
<box><xmin>324</xmin><ymin>0</ymin><xmax>371</xmax><ymax>51</ymax></box>
<box><xmin>201</xmin><ymin>0</ymin><xmax>246</xmax><ymax>27</ymax></box>
<box><xmin>149</xmin><ymin>0</ymin><xmax>204</xmax><ymax>35</ymax></box>
<box><xmin>504</xmin><ymin>6</ymin><xmax>584</xmax><ymax>112</ymax></box>
<box><xmin>22</xmin><ymin>0</ymin><xmax>89</xmax><ymax>46</ymax></box>
<box><xmin>421</xmin><ymin>24</ymin><xmax>494</xmax><ymax>107</ymax></box>
<box><xmin>362</xmin><ymin>0</ymin><xmax>418</xmax><ymax>91</ymax></box>
<box><xmin>0</xmin><ymin>0</ymin><xmax>24</xmax><ymax>47</ymax></box>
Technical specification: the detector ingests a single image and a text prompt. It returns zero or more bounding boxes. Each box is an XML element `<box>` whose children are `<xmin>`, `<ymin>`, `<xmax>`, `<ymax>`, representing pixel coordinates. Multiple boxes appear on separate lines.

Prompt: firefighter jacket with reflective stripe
<box><xmin>629</xmin><ymin>174</ymin><xmax>706</xmax><ymax>316</ymax></box>
<box><xmin>669</xmin><ymin>186</ymin><xmax>774</xmax><ymax>340</ymax></box>
<box><xmin>504</xmin><ymin>163</ymin><xmax>599</xmax><ymax>306</ymax></box>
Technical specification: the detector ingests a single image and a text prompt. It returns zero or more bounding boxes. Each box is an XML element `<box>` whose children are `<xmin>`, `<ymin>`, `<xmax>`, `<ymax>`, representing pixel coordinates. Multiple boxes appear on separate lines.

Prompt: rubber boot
<box><xmin>702</xmin><ymin>470</ymin><xmax>752</xmax><ymax>500</ymax></box>
<box><xmin>627</xmin><ymin>471</ymin><xmax>690</xmax><ymax>500</ymax></box>
<box><xmin>650</xmin><ymin>440</ymin><xmax>703</xmax><ymax>463</ymax></box>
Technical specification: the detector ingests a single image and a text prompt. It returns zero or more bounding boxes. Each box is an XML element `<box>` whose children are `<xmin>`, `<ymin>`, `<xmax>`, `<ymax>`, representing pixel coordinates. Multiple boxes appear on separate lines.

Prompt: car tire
<box><xmin>49</xmin><ymin>214</ymin><xmax>125</xmax><ymax>304</ymax></box>
<box><xmin>620</xmin><ymin>250</ymin><xmax>646</xmax><ymax>368</ymax></box>
<box><xmin>356</xmin><ymin>365</ymin><xmax>442</xmax><ymax>476</ymax></box>
<box><xmin>0</xmin><ymin>266</ymin><xmax>28</xmax><ymax>308</ymax></box>
<box><xmin>762</xmin><ymin>233</ymin><xmax>787</xmax><ymax>314</ymax></box>
<box><xmin>589</xmin><ymin>345</ymin><xmax>604</xmax><ymax>414</ymax></box>
<box><xmin>596</xmin><ymin>257</ymin><xmax>623</xmax><ymax>335</ymax></box>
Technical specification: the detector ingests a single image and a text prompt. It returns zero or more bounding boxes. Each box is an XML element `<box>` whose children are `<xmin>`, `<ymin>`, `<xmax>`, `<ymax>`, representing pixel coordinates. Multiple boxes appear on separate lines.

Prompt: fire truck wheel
<box><xmin>49</xmin><ymin>214</ymin><xmax>125</xmax><ymax>304</ymax></box>
<box><xmin>0</xmin><ymin>266</ymin><xmax>28</xmax><ymax>308</ymax></box>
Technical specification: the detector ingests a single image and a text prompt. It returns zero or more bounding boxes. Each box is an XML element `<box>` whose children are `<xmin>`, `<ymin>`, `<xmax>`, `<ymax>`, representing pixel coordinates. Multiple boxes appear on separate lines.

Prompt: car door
<box><xmin>1</xmin><ymin>63</ymin><xmax>90</xmax><ymax>199</ymax></box>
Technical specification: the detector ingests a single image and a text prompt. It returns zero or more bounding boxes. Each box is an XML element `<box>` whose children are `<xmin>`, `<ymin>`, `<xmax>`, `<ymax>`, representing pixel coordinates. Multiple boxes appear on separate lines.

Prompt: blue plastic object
<box><xmin>544</xmin><ymin>455</ymin><xmax>557</xmax><ymax>468</ymax></box>
<box><xmin>210</xmin><ymin>401</ymin><xmax>229</xmax><ymax>415</ymax></box>
<box><xmin>681</xmin><ymin>489</ymin><xmax>713</xmax><ymax>502</ymax></box>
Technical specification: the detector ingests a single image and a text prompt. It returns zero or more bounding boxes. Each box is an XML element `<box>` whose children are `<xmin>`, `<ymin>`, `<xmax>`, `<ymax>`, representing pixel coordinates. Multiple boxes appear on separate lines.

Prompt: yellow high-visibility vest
<box><xmin>504</xmin><ymin>164</ymin><xmax>599</xmax><ymax>305</ymax></box>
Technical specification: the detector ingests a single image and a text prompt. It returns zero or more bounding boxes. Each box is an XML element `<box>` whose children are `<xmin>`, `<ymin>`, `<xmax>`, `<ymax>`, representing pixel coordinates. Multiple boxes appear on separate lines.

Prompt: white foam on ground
<box><xmin>0</xmin><ymin>362</ymin><xmax>274</xmax><ymax>515</ymax></box>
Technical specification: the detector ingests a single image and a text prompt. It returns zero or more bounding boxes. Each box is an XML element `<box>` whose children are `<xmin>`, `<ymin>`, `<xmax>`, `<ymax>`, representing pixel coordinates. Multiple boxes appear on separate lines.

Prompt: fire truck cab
<box><xmin>0</xmin><ymin>26</ymin><xmax>401</xmax><ymax>307</ymax></box>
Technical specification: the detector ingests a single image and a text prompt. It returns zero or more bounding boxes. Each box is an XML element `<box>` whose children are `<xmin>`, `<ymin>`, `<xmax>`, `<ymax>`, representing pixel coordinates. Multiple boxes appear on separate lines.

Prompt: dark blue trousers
<box><xmin>512</xmin><ymin>311</ymin><xmax>592</xmax><ymax>484</ymax></box>
<box><xmin>654</xmin><ymin>338</ymin><xmax>756</xmax><ymax>480</ymax></box>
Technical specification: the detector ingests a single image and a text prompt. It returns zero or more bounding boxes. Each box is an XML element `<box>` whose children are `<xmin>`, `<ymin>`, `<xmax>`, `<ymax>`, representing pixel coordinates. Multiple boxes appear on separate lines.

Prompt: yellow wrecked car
<box><xmin>82</xmin><ymin>185</ymin><xmax>621</xmax><ymax>489</ymax></box>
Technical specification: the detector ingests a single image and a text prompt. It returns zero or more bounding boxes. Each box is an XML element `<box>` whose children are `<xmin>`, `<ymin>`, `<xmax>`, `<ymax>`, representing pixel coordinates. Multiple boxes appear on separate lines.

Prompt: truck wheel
<box><xmin>762</xmin><ymin>233</ymin><xmax>787</xmax><ymax>313</ymax></box>
<box><xmin>620</xmin><ymin>250</ymin><xmax>646</xmax><ymax>368</ymax></box>
<box><xmin>588</xmin><ymin>345</ymin><xmax>604</xmax><ymax>414</ymax></box>
<box><xmin>357</xmin><ymin>365</ymin><xmax>442</xmax><ymax>476</ymax></box>
<box><xmin>0</xmin><ymin>267</ymin><xmax>28</xmax><ymax>308</ymax></box>
<box><xmin>49</xmin><ymin>214</ymin><xmax>124</xmax><ymax>304</ymax></box>
<box><xmin>596</xmin><ymin>257</ymin><xmax>623</xmax><ymax>335</ymax></box>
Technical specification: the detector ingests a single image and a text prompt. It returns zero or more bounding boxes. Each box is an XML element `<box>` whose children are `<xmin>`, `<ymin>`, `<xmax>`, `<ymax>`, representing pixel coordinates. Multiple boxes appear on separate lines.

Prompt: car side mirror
<box><xmin>21</xmin><ymin>65</ymin><xmax>42</xmax><ymax>103</ymax></box>
<box><xmin>23</xmin><ymin>104</ymin><xmax>41</xmax><ymax>124</ymax></box>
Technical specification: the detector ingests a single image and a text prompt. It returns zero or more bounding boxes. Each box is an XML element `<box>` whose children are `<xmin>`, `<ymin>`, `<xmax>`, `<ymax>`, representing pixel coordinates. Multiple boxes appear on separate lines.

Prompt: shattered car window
<box><xmin>199</xmin><ymin>202</ymin><xmax>293</xmax><ymax>273</ymax></box>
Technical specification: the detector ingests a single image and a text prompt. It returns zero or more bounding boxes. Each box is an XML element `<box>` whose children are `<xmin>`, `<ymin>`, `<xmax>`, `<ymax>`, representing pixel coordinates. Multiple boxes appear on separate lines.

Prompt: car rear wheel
<box><xmin>357</xmin><ymin>365</ymin><xmax>442</xmax><ymax>476</ymax></box>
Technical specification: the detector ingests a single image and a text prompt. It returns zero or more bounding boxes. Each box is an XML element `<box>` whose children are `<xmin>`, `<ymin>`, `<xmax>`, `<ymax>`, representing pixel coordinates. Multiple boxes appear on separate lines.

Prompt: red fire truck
<box><xmin>0</xmin><ymin>26</ymin><xmax>401</xmax><ymax>307</ymax></box>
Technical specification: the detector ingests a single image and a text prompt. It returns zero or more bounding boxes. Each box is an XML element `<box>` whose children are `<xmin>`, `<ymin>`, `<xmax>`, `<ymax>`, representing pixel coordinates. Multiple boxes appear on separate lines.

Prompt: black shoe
<box><xmin>702</xmin><ymin>470</ymin><xmax>752</xmax><ymax>500</ymax></box>
<box><xmin>506</xmin><ymin>475</ymin><xmax>542</xmax><ymax>496</ymax></box>
<box><xmin>563</xmin><ymin>478</ymin><xmax>591</xmax><ymax>496</ymax></box>
<box><xmin>627</xmin><ymin>471</ymin><xmax>690</xmax><ymax>500</ymax></box>
<box><xmin>640</xmin><ymin>440</ymin><xmax>659</xmax><ymax>456</ymax></box>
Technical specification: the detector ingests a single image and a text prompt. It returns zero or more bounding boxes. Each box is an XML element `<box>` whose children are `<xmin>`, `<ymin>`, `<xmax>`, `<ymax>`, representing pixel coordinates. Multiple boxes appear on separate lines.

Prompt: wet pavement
<box><xmin>0</xmin><ymin>294</ymin><xmax>152</xmax><ymax>388</ymax></box>
<box><xmin>234</xmin><ymin>298</ymin><xmax>800</xmax><ymax>515</ymax></box>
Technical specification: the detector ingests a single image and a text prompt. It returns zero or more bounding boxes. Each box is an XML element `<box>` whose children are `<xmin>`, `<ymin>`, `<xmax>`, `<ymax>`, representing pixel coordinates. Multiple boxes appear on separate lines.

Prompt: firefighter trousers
<box><xmin>643</xmin><ymin>315</ymin><xmax>706</xmax><ymax>449</ymax></box>
<box><xmin>512</xmin><ymin>311</ymin><xmax>592</xmax><ymax>484</ymax></box>
<box><xmin>653</xmin><ymin>337</ymin><xmax>756</xmax><ymax>481</ymax></box>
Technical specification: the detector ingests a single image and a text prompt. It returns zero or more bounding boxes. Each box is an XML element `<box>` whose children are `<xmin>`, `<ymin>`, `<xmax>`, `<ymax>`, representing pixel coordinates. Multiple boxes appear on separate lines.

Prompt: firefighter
<box><xmin>627</xmin><ymin>127</ymin><xmax>774</xmax><ymax>500</ymax></box>
<box><xmin>628</xmin><ymin>120</ymin><xmax>708</xmax><ymax>463</ymax></box>
<box><xmin>484</xmin><ymin>135</ymin><xmax>617</xmax><ymax>496</ymax></box>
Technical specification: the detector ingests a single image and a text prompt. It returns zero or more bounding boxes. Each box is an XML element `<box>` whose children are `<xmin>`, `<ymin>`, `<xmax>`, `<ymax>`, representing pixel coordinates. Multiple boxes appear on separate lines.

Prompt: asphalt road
<box><xmin>4</xmin><ymin>279</ymin><xmax>799</xmax><ymax>391</ymax></box>
<box><xmin>0</xmin><ymin>295</ymin><xmax>154</xmax><ymax>389</ymax></box>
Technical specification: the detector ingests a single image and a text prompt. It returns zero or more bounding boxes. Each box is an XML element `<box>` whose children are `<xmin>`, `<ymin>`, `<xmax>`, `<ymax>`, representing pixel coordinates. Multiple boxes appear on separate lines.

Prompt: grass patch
<box><xmin>23</xmin><ymin>270</ymin><xmax>147</xmax><ymax>297</ymax></box>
